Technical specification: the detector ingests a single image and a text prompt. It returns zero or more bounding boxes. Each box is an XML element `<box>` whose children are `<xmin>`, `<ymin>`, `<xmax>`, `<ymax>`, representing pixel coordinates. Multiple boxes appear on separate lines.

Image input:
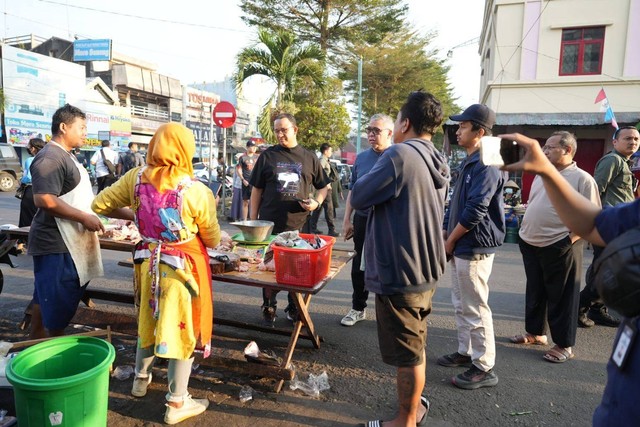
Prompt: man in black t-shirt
<box><xmin>28</xmin><ymin>104</ymin><xmax>105</xmax><ymax>339</ymax></box>
<box><xmin>249</xmin><ymin>113</ymin><xmax>330</xmax><ymax>325</ymax></box>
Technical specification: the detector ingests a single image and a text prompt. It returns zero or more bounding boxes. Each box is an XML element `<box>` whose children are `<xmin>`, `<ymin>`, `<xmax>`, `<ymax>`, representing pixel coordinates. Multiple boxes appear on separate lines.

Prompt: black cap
<box><xmin>246</xmin><ymin>140</ymin><xmax>256</xmax><ymax>147</ymax></box>
<box><xmin>449</xmin><ymin>104</ymin><xmax>496</xmax><ymax>129</ymax></box>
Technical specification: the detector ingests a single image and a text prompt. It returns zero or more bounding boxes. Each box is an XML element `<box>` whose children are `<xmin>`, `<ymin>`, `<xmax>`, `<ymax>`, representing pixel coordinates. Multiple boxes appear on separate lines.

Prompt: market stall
<box><xmin>5</xmin><ymin>227</ymin><xmax>354</xmax><ymax>392</ymax></box>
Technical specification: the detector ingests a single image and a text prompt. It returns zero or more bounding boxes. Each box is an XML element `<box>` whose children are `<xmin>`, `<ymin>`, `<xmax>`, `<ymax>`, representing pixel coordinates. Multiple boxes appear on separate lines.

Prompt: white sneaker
<box><xmin>164</xmin><ymin>395</ymin><xmax>210</xmax><ymax>425</ymax></box>
<box><xmin>131</xmin><ymin>374</ymin><xmax>152</xmax><ymax>397</ymax></box>
<box><xmin>341</xmin><ymin>308</ymin><xmax>365</xmax><ymax>326</ymax></box>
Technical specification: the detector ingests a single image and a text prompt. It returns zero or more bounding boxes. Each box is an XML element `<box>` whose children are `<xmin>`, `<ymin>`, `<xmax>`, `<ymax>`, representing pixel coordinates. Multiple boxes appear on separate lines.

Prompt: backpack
<box><xmin>593</xmin><ymin>226</ymin><xmax>640</xmax><ymax>318</ymax></box>
<box><xmin>122</xmin><ymin>151</ymin><xmax>137</xmax><ymax>173</ymax></box>
<box><xmin>101</xmin><ymin>149</ymin><xmax>116</xmax><ymax>177</ymax></box>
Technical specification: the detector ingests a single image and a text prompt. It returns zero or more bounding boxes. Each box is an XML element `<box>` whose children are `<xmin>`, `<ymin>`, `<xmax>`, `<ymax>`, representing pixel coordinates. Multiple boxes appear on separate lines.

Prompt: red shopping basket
<box><xmin>272</xmin><ymin>234</ymin><xmax>336</xmax><ymax>287</ymax></box>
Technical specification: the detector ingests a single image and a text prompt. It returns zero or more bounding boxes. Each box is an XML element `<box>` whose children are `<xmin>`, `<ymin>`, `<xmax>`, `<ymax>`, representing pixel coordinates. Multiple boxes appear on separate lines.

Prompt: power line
<box><xmin>37</xmin><ymin>0</ymin><xmax>252</xmax><ymax>34</ymax></box>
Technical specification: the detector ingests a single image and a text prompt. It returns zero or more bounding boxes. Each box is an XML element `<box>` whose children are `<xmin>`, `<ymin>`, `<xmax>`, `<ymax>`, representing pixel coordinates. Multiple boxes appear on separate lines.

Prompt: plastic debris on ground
<box><xmin>111</xmin><ymin>365</ymin><xmax>134</xmax><ymax>380</ymax></box>
<box><xmin>289</xmin><ymin>371</ymin><xmax>330</xmax><ymax>398</ymax></box>
<box><xmin>239</xmin><ymin>385</ymin><xmax>254</xmax><ymax>403</ymax></box>
<box><xmin>0</xmin><ymin>342</ymin><xmax>16</xmax><ymax>388</ymax></box>
<box><xmin>243</xmin><ymin>341</ymin><xmax>281</xmax><ymax>366</ymax></box>
<box><xmin>0</xmin><ymin>409</ymin><xmax>17</xmax><ymax>426</ymax></box>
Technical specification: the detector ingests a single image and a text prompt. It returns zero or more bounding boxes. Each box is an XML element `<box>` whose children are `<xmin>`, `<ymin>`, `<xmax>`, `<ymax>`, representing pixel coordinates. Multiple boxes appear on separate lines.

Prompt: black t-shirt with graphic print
<box><xmin>249</xmin><ymin>144</ymin><xmax>330</xmax><ymax>233</ymax></box>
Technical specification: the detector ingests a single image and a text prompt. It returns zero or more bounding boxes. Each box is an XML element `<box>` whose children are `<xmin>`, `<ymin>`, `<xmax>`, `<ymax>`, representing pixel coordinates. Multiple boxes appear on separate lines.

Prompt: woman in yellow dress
<box><xmin>92</xmin><ymin>123</ymin><xmax>220</xmax><ymax>424</ymax></box>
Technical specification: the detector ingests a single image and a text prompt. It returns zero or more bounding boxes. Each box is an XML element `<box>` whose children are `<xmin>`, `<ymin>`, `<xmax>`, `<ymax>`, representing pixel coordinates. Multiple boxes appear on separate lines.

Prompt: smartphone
<box><xmin>293</xmin><ymin>197</ymin><xmax>308</xmax><ymax>204</ymax></box>
<box><xmin>480</xmin><ymin>136</ymin><xmax>520</xmax><ymax>166</ymax></box>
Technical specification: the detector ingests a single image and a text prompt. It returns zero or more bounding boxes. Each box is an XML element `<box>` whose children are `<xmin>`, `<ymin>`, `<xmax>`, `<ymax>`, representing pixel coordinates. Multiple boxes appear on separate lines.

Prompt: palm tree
<box><xmin>234</xmin><ymin>27</ymin><xmax>325</xmax><ymax>142</ymax></box>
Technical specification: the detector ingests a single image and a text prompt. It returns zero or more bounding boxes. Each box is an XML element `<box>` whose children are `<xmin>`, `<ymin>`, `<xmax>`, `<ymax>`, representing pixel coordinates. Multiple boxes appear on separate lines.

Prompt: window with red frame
<box><xmin>559</xmin><ymin>26</ymin><xmax>605</xmax><ymax>75</ymax></box>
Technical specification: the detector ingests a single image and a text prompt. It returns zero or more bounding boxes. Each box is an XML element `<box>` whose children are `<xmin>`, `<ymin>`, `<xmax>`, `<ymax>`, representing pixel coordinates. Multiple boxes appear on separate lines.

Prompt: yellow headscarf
<box><xmin>142</xmin><ymin>123</ymin><xmax>195</xmax><ymax>192</ymax></box>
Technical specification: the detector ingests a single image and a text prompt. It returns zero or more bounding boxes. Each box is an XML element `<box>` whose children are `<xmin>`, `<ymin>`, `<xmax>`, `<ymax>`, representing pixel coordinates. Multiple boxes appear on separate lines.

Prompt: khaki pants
<box><xmin>450</xmin><ymin>254</ymin><xmax>496</xmax><ymax>372</ymax></box>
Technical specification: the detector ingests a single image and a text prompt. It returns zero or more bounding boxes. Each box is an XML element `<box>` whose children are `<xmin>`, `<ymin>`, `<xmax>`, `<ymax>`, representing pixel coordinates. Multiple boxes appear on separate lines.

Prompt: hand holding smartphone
<box><xmin>480</xmin><ymin>136</ymin><xmax>520</xmax><ymax>166</ymax></box>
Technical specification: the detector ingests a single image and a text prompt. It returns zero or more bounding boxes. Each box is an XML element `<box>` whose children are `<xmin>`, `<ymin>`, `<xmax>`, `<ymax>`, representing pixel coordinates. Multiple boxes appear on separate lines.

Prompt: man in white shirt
<box><xmin>91</xmin><ymin>140</ymin><xmax>121</xmax><ymax>192</ymax></box>
<box><xmin>512</xmin><ymin>131</ymin><xmax>600</xmax><ymax>363</ymax></box>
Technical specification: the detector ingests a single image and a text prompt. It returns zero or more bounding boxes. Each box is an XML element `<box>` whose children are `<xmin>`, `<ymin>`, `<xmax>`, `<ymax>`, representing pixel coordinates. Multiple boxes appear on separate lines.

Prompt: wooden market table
<box><xmin>6</xmin><ymin>227</ymin><xmax>353</xmax><ymax>392</ymax></box>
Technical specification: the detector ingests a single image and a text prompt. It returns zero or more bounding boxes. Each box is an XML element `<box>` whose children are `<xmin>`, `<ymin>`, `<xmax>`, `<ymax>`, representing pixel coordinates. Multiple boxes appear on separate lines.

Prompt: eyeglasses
<box><xmin>542</xmin><ymin>144</ymin><xmax>564</xmax><ymax>151</ymax></box>
<box><xmin>274</xmin><ymin>127</ymin><xmax>293</xmax><ymax>135</ymax></box>
<box><xmin>365</xmin><ymin>127</ymin><xmax>391</xmax><ymax>136</ymax></box>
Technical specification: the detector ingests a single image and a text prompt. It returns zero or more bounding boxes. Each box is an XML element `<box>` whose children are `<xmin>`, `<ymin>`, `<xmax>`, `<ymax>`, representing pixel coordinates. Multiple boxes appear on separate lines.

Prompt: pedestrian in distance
<box><xmin>340</xmin><ymin>113</ymin><xmax>394</xmax><ymax>327</ymax></box>
<box><xmin>92</xmin><ymin>122</ymin><xmax>221</xmax><ymax>425</ymax></box>
<box><xmin>578</xmin><ymin>125</ymin><xmax>639</xmax><ymax>328</ymax></box>
<box><xmin>91</xmin><ymin>139</ymin><xmax>120</xmax><ymax>192</ymax></box>
<box><xmin>230</xmin><ymin>152</ymin><xmax>245</xmax><ymax>221</ymax></box>
<box><xmin>249</xmin><ymin>113</ymin><xmax>330</xmax><ymax>326</ymax></box>
<box><xmin>500</xmin><ymin>131</ymin><xmax>640</xmax><ymax>427</ymax></box>
<box><xmin>439</xmin><ymin>103</ymin><xmax>505</xmax><ymax>390</ymax></box>
<box><xmin>351</xmin><ymin>90</ymin><xmax>450</xmax><ymax>427</ymax></box>
<box><xmin>309</xmin><ymin>143</ymin><xmax>340</xmax><ymax>237</ymax></box>
<box><xmin>18</xmin><ymin>137</ymin><xmax>47</xmax><ymax>229</ymax></box>
<box><xmin>120</xmin><ymin>142</ymin><xmax>146</xmax><ymax>175</ymax></box>
<box><xmin>237</xmin><ymin>140</ymin><xmax>259</xmax><ymax>221</ymax></box>
<box><xmin>28</xmin><ymin>104</ymin><xmax>105</xmax><ymax>339</ymax></box>
<box><xmin>511</xmin><ymin>131</ymin><xmax>600</xmax><ymax>363</ymax></box>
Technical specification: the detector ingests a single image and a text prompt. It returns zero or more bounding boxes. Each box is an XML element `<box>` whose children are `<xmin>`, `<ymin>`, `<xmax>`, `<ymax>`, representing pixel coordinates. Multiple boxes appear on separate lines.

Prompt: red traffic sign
<box><xmin>212</xmin><ymin>101</ymin><xmax>237</xmax><ymax>128</ymax></box>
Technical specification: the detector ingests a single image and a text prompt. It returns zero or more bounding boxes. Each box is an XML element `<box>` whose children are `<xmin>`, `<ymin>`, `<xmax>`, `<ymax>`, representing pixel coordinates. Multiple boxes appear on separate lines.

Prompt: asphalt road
<box><xmin>0</xmin><ymin>190</ymin><xmax>618</xmax><ymax>426</ymax></box>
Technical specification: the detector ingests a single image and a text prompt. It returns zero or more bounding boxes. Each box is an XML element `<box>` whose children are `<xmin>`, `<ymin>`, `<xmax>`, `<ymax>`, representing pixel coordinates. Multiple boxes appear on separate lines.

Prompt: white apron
<box><xmin>51</xmin><ymin>142</ymin><xmax>104</xmax><ymax>285</ymax></box>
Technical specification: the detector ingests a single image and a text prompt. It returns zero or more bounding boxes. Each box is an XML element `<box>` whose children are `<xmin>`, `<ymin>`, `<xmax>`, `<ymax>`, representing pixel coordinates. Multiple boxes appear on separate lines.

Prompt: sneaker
<box><xmin>589</xmin><ymin>308</ymin><xmax>621</xmax><ymax>327</ymax></box>
<box><xmin>285</xmin><ymin>305</ymin><xmax>299</xmax><ymax>322</ymax></box>
<box><xmin>578</xmin><ymin>310</ymin><xmax>595</xmax><ymax>328</ymax></box>
<box><xmin>328</xmin><ymin>230</ymin><xmax>341</xmax><ymax>237</ymax></box>
<box><xmin>164</xmin><ymin>395</ymin><xmax>209</xmax><ymax>425</ymax></box>
<box><xmin>131</xmin><ymin>374</ymin><xmax>152</xmax><ymax>397</ymax></box>
<box><xmin>340</xmin><ymin>309</ymin><xmax>365</xmax><ymax>326</ymax></box>
<box><xmin>437</xmin><ymin>352</ymin><xmax>472</xmax><ymax>368</ymax></box>
<box><xmin>262</xmin><ymin>305</ymin><xmax>277</xmax><ymax>327</ymax></box>
<box><xmin>452</xmin><ymin>365</ymin><xmax>498</xmax><ymax>390</ymax></box>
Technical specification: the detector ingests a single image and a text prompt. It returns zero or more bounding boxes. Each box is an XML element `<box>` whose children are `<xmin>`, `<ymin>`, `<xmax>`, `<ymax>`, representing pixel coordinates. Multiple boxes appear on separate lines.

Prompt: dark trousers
<box><xmin>351</xmin><ymin>214</ymin><xmax>369</xmax><ymax>311</ymax></box>
<box><xmin>519</xmin><ymin>237</ymin><xmax>582</xmax><ymax>348</ymax></box>
<box><xmin>579</xmin><ymin>245</ymin><xmax>605</xmax><ymax>312</ymax></box>
<box><xmin>97</xmin><ymin>175</ymin><xmax>117</xmax><ymax>193</ymax></box>
<box><xmin>309</xmin><ymin>190</ymin><xmax>336</xmax><ymax>233</ymax></box>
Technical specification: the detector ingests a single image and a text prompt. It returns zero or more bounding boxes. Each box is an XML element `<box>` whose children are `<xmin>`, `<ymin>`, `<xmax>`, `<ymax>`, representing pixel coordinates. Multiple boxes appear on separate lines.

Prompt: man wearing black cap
<box><xmin>236</xmin><ymin>140</ymin><xmax>258</xmax><ymax>220</ymax></box>
<box><xmin>439</xmin><ymin>104</ymin><xmax>506</xmax><ymax>390</ymax></box>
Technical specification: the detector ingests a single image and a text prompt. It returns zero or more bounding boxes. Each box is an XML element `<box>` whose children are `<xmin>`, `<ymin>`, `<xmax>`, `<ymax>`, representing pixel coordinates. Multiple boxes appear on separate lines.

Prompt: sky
<box><xmin>2</xmin><ymin>0</ymin><xmax>484</xmax><ymax>111</ymax></box>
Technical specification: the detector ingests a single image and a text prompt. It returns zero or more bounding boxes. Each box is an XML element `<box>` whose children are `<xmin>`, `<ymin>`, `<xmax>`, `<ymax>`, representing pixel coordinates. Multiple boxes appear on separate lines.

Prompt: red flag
<box><xmin>594</xmin><ymin>88</ymin><xmax>607</xmax><ymax>103</ymax></box>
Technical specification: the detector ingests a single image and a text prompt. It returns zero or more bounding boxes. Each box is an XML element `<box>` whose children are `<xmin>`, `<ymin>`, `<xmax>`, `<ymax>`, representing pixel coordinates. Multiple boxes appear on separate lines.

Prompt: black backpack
<box><xmin>593</xmin><ymin>226</ymin><xmax>640</xmax><ymax>318</ymax></box>
<box><xmin>122</xmin><ymin>151</ymin><xmax>137</xmax><ymax>173</ymax></box>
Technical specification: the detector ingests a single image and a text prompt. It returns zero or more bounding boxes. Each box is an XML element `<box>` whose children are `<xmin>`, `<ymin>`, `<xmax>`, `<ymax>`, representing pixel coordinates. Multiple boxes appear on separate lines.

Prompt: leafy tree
<box><xmin>234</xmin><ymin>27</ymin><xmax>326</xmax><ymax>143</ymax></box>
<box><xmin>338</xmin><ymin>28</ymin><xmax>459</xmax><ymax>136</ymax></box>
<box><xmin>293</xmin><ymin>77</ymin><xmax>351</xmax><ymax>150</ymax></box>
<box><xmin>239</xmin><ymin>0</ymin><xmax>406</xmax><ymax>58</ymax></box>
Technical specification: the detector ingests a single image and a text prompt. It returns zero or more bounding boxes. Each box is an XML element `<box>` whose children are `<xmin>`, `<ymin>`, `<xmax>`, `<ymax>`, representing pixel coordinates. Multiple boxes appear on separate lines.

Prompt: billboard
<box><xmin>1</xmin><ymin>45</ymin><xmax>85</xmax><ymax>145</ymax></box>
<box><xmin>73</xmin><ymin>39</ymin><xmax>112</xmax><ymax>62</ymax></box>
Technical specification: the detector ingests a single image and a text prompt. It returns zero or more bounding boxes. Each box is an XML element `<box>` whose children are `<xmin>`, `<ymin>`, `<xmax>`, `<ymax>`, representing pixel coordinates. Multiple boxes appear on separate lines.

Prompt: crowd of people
<box><xmin>16</xmin><ymin>98</ymin><xmax>640</xmax><ymax>425</ymax></box>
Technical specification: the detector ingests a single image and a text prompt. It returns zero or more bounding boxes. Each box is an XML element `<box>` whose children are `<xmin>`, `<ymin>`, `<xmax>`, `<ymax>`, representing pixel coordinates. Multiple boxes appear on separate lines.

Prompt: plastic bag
<box><xmin>289</xmin><ymin>371</ymin><xmax>330</xmax><ymax>397</ymax></box>
<box><xmin>111</xmin><ymin>365</ymin><xmax>134</xmax><ymax>380</ymax></box>
<box><xmin>239</xmin><ymin>385</ymin><xmax>254</xmax><ymax>403</ymax></box>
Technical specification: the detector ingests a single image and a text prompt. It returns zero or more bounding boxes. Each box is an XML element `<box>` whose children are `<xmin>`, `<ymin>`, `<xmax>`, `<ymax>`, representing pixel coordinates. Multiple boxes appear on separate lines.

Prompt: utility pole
<box><xmin>357</xmin><ymin>56</ymin><xmax>363</xmax><ymax>154</ymax></box>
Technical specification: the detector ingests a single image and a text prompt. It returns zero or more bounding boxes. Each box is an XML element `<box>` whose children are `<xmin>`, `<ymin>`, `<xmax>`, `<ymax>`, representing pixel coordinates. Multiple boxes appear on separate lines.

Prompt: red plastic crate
<box><xmin>272</xmin><ymin>234</ymin><xmax>336</xmax><ymax>287</ymax></box>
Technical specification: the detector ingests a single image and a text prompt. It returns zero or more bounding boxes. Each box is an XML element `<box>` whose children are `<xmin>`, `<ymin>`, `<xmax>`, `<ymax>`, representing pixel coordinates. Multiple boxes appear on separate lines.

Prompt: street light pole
<box><xmin>357</xmin><ymin>56</ymin><xmax>363</xmax><ymax>154</ymax></box>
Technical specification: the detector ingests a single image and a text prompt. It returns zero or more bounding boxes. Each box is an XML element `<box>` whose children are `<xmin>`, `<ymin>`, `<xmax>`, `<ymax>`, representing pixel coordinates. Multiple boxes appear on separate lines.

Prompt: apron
<box><xmin>51</xmin><ymin>142</ymin><xmax>104</xmax><ymax>285</ymax></box>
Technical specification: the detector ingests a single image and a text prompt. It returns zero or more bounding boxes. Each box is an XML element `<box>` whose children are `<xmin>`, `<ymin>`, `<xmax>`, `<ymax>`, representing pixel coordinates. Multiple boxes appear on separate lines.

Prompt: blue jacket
<box><xmin>444</xmin><ymin>150</ymin><xmax>505</xmax><ymax>255</ymax></box>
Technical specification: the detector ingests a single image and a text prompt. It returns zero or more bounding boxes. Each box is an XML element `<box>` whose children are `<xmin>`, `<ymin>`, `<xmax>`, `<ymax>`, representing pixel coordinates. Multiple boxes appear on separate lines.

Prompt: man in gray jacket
<box><xmin>351</xmin><ymin>90</ymin><xmax>449</xmax><ymax>427</ymax></box>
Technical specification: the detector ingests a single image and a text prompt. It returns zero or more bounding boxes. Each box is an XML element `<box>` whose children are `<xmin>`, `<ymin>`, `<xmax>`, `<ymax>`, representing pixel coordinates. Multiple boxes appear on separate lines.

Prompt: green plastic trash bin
<box><xmin>6</xmin><ymin>336</ymin><xmax>115</xmax><ymax>427</ymax></box>
<box><xmin>505</xmin><ymin>226</ymin><xmax>520</xmax><ymax>244</ymax></box>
